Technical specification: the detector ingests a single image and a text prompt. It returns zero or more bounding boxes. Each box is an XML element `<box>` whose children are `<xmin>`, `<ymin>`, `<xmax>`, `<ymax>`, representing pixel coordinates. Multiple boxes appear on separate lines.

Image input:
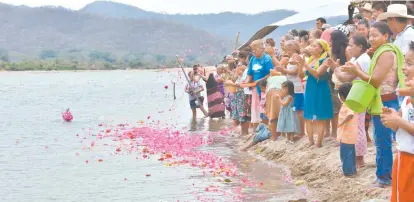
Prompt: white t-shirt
<box><xmin>286</xmin><ymin>59</ymin><xmax>303</xmax><ymax>93</ymax></box>
<box><xmin>332</xmin><ymin>53</ymin><xmax>371</xmax><ymax>89</ymax></box>
<box><xmin>187</xmin><ymin>81</ymin><xmax>202</xmax><ymax>100</ymax></box>
<box><xmin>396</xmin><ymin>96</ymin><xmax>414</xmax><ymax>155</ymax></box>
<box><xmin>351</xmin><ymin>53</ymin><xmax>371</xmax><ymax>80</ymax></box>
<box><xmin>241</xmin><ymin>69</ymin><xmax>251</xmax><ymax>95</ymax></box>
<box><xmin>394</xmin><ymin>25</ymin><xmax>414</xmax><ymax>55</ymax></box>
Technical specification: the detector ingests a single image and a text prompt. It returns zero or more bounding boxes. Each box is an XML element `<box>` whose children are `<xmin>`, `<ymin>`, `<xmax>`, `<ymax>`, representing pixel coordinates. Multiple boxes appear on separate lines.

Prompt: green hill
<box><xmin>0</xmin><ymin>3</ymin><xmax>231</xmax><ymax>70</ymax></box>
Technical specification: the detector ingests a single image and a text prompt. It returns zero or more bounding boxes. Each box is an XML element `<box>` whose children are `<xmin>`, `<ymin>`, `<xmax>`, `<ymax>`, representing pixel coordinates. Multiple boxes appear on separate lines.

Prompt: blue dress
<box><xmin>303</xmin><ymin>60</ymin><xmax>333</xmax><ymax>121</ymax></box>
<box><xmin>277</xmin><ymin>96</ymin><xmax>301</xmax><ymax>133</ymax></box>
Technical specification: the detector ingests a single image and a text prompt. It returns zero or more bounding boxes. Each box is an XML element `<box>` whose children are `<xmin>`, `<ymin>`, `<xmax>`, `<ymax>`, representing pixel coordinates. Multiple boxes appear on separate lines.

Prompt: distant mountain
<box><xmin>80</xmin><ymin>1</ymin><xmax>297</xmax><ymax>42</ymax></box>
<box><xmin>0</xmin><ymin>3</ymin><xmax>231</xmax><ymax>64</ymax></box>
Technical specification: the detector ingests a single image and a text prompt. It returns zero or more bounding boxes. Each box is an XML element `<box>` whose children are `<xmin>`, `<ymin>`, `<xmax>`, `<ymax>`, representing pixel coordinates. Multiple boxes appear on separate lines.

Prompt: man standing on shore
<box><xmin>378</xmin><ymin>4</ymin><xmax>414</xmax><ymax>55</ymax></box>
<box><xmin>316</xmin><ymin>17</ymin><xmax>327</xmax><ymax>31</ymax></box>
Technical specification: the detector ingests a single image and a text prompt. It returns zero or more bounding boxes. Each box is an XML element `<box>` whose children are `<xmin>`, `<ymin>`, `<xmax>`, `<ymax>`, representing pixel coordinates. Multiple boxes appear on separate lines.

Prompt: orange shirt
<box><xmin>337</xmin><ymin>105</ymin><xmax>358</xmax><ymax>144</ymax></box>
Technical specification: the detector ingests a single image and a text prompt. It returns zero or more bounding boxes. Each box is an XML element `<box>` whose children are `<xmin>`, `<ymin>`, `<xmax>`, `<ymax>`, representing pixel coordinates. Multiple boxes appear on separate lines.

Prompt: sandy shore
<box><xmin>236</xmin><ymin>132</ymin><xmax>392</xmax><ymax>202</ymax></box>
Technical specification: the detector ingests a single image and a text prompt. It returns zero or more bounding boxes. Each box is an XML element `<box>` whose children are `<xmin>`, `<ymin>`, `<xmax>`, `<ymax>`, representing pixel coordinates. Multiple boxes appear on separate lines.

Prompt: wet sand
<box><xmin>236</xmin><ymin>131</ymin><xmax>392</xmax><ymax>202</ymax></box>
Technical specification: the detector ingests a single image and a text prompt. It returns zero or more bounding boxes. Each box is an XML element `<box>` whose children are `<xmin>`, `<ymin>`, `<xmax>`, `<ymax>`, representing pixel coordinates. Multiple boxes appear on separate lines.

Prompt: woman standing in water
<box><xmin>193</xmin><ymin>65</ymin><xmax>226</xmax><ymax>119</ymax></box>
<box><xmin>225</xmin><ymin>62</ymin><xmax>252</xmax><ymax>135</ymax></box>
<box><xmin>246</xmin><ymin>40</ymin><xmax>274</xmax><ymax>134</ymax></box>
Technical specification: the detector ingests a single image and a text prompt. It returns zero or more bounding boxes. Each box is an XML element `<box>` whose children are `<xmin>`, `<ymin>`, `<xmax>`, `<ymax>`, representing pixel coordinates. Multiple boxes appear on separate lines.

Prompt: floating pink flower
<box><xmin>62</xmin><ymin>108</ymin><xmax>73</xmax><ymax>122</ymax></box>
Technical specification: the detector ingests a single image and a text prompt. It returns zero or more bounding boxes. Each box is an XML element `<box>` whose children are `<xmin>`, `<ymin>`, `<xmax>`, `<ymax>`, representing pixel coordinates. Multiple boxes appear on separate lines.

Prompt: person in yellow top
<box><xmin>337</xmin><ymin>83</ymin><xmax>358</xmax><ymax>177</ymax></box>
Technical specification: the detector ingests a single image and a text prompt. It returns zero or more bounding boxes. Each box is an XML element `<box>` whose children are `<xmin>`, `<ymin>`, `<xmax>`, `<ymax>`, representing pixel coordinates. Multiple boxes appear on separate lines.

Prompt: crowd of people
<box><xmin>185</xmin><ymin>1</ymin><xmax>414</xmax><ymax>201</ymax></box>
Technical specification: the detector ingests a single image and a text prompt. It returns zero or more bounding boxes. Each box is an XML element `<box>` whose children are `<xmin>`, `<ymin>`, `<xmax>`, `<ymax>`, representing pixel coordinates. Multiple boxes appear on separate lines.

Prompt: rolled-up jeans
<box><xmin>340</xmin><ymin>143</ymin><xmax>357</xmax><ymax>176</ymax></box>
<box><xmin>372</xmin><ymin>99</ymin><xmax>399</xmax><ymax>185</ymax></box>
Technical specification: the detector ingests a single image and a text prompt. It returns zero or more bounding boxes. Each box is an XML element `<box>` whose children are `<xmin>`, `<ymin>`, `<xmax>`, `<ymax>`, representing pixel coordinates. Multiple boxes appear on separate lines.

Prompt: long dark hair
<box><xmin>282</xmin><ymin>81</ymin><xmax>295</xmax><ymax>97</ymax></box>
<box><xmin>344</xmin><ymin>3</ymin><xmax>355</xmax><ymax>25</ymax></box>
<box><xmin>330</xmin><ymin>30</ymin><xmax>348</xmax><ymax>65</ymax></box>
<box><xmin>351</xmin><ymin>35</ymin><xmax>370</xmax><ymax>53</ymax></box>
<box><xmin>358</xmin><ymin>19</ymin><xmax>370</xmax><ymax>29</ymax></box>
<box><xmin>371</xmin><ymin>21</ymin><xmax>393</xmax><ymax>36</ymax></box>
<box><xmin>338</xmin><ymin>83</ymin><xmax>353</xmax><ymax>99</ymax></box>
<box><xmin>258</xmin><ymin>79</ymin><xmax>267</xmax><ymax>88</ymax></box>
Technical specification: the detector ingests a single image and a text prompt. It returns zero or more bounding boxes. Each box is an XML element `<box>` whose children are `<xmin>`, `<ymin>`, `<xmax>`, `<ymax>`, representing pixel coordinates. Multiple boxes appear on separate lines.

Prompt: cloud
<box><xmin>0</xmin><ymin>0</ymin><xmax>350</xmax><ymax>14</ymax></box>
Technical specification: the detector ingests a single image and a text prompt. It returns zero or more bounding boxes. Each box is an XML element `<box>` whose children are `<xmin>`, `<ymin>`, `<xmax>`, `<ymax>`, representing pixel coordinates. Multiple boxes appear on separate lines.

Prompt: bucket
<box><xmin>345</xmin><ymin>79</ymin><xmax>376</xmax><ymax>113</ymax></box>
<box><xmin>368</xmin><ymin>94</ymin><xmax>383</xmax><ymax>115</ymax></box>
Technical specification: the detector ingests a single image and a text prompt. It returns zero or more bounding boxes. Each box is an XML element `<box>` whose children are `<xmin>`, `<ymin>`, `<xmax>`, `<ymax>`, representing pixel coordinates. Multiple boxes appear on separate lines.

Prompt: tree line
<box><xmin>0</xmin><ymin>49</ymin><xmax>219</xmax><ymax>71</ymax></box>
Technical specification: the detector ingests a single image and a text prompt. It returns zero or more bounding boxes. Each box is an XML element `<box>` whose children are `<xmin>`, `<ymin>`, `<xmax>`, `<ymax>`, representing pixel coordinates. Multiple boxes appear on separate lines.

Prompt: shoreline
<box><xmin>0</xmin><ymin>67</ymin><xmax>215</xmax><ymax>74</ymax></box>
<box><xmin>236</xmin><ymin>133</ymin><xmax>392</xmax><ymax>202</ymax></box>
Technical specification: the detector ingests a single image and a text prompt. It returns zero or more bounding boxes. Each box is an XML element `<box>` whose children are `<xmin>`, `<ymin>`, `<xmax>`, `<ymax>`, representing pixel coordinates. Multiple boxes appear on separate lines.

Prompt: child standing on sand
<box><xmin>275</xmin><ymin>81</ymin><xmax>301</xmax><ymax>144</ymax></box>
<box><xmin>258</xmin><ymin>80</ymin><xmax>269</xmax><ymax>124</ymax></box>
<box><xmin>185</xmin><ymin>71</ymin><xmax>209</xmax><ymax>119</ymax></box>
<box><xmin>337</xmin><ymin>83</ymin><xmax>358</xmax><ymax>177</ymax></box>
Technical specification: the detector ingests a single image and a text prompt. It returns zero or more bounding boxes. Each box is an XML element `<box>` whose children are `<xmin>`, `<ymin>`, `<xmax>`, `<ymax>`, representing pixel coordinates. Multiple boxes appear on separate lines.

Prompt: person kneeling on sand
<box><xmin>241</xmin><ymin>123</ymin><xmax>271</xmax><ymax>152</ymax></box>
<box><xmin>337</xmin><ymin>83</ymin><xmax>358</xmax><ymax>177</ymax></box>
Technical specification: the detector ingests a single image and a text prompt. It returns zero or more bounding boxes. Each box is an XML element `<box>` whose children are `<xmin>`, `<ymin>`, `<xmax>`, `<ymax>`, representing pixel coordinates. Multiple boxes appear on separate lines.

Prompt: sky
<box><xmin>0</xmin><ymin>0</ymin><xmax>350</xmax><ymax>14</ymax></box>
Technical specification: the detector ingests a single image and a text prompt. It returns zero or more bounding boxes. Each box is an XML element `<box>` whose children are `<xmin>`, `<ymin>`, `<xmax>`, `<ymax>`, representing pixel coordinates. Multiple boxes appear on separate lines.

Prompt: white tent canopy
<box><xmin>237</xmin><ymin>1</ymin><xmax>352</xmax><ymax>51</ymax></box>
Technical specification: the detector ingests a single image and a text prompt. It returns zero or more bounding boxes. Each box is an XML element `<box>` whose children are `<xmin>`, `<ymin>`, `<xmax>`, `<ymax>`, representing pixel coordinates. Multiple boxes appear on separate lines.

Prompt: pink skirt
<box><xmin>356</xmin><ymin>112</ymin><xmax>367</xmax><ymax>157</ymax></box>
<box><xmin>251</xmin><ymin>88</ymin><xmax>261</xmax><ymax>123</ymax></box>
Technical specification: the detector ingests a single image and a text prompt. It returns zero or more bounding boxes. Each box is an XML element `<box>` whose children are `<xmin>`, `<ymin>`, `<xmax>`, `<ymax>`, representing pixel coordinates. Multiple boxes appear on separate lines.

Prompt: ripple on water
<box><xmin>0</xmin><ymin>71</ymin><xmax>305</xmax><ymax>201</ymax></box>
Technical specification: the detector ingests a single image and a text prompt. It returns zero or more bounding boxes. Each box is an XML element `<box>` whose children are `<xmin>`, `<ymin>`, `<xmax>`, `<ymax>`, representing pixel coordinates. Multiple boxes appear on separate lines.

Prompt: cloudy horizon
<box><xmin>0</xmin><ymin>0</ymin><xmax>349</xmax><ymax>14</ymax></box>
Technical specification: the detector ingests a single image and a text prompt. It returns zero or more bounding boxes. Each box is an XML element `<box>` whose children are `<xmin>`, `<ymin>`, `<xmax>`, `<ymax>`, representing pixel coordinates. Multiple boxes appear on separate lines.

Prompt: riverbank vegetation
<box><xmin>0</xmin><ymin>49</ymin><xmax>221</xmax><ymax>71</ymax></box>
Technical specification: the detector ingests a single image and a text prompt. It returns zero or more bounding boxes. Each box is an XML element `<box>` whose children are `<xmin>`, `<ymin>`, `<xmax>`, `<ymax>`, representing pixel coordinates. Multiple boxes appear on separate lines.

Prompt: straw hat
<box><xmin>377</xmin><ymin>4</ymin><xmax>414</xmax><ymax>21</ymax></box>
<box><xmin>360</xmin><ymin>3</ymin><xmax>373</xmax><ymax>13</ymax></box>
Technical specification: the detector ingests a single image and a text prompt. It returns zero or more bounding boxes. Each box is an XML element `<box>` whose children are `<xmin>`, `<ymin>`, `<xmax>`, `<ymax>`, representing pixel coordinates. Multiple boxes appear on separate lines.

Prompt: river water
<box><xmin>0</xmin><ymin>71</ymin><xmax>305</xmax><ymax>202</ymax></box>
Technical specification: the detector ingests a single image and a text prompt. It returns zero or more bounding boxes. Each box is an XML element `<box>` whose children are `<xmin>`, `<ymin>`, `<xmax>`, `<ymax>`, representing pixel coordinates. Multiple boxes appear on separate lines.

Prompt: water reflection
<box><xmin>188</xmin><ymin>117</ymin><xmax>229</xmax><ymax>132</ymax></box>
<box><xmin>0</xmin><ymin>71</ymin><xmax>304</xmax><ymax>202</ymax></box>
<box><xmin>188</xmin><ymin>118</ymin><xmax>205</xmax><ymax>131</ymax></box>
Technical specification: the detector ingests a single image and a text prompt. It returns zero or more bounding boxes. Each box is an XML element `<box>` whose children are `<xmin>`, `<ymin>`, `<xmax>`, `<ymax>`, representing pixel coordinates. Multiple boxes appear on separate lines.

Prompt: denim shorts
<box><xmin>189</xmin><ymin>96</ymin><xmax>204</xmax><ymax>109</ymax></box>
